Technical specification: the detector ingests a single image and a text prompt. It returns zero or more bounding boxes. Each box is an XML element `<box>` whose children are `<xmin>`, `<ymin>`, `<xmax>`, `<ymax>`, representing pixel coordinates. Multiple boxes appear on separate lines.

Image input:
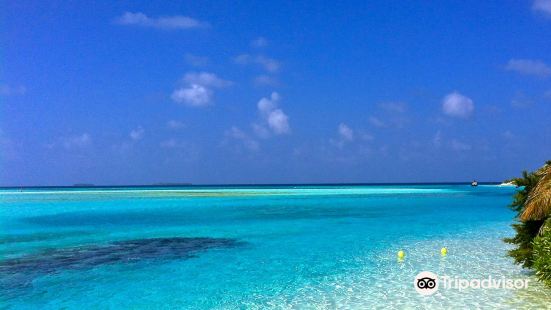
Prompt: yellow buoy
<box><xmin>441</xmin><ymin>247</ymin><xmax>448</xmax><ymax>256</ymax></box>
<box><xmin>397</xmin><ymin>250</ymin><xmax>405</xmax><ymax>260</ymax></box>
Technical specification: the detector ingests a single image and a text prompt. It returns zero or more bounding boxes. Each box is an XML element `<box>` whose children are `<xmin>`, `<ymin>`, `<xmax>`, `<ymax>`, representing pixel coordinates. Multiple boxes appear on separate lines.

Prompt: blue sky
<box><xmin>1</xmin><ymin>1</ymin><xmax>551</xmax><ymax>186</ymax></box>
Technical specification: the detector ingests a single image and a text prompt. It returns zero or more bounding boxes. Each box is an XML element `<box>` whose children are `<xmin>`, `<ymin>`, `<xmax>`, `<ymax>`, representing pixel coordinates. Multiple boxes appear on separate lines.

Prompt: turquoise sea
<box><xmin>1</xmin><ymin>185</ymin><xmax>551</xmax><ymax>309</ymax></box>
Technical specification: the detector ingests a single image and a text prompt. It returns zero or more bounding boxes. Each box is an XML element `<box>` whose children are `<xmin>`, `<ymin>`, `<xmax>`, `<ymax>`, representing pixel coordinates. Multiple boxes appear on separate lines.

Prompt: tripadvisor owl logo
<box><xmin>414</xmin><ymin>271</ymin><xmax>439</xmax><ymax>296</ymax></box>
<box><xmin>414</xmin><ymin>271</ymin><xmax>530</xmax><ymax>296</ymax></box>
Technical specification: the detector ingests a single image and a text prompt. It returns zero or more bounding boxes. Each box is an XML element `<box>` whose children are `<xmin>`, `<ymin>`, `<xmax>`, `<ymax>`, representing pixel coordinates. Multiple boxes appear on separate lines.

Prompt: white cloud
<box><xmin>533</xmin><ymin>0</ymin><xmax>551</xmax><ymax>16</ymax></box>
<box><xmin>114</xmin><ymin>12</ymin><xmax>209</xmax><ymax>29</ymax></box>
<box><xmin>225</xmin><ymin>126</ymin><xmax>259</xmax><ymax>151</ymax></box>
<box><xmin>182</xmin><ymin>72</ymin><xmax>232</xmax><ymax>88</ymax></box>
<box><xmin>442</xmin><ymin>92</ymin><xmax>474</xmax><ymax>118</ymax></box>
<box><xmin>184</xmin><ymin>54</ymin><xmax>209</xmax><ymax>67</ymax></box>
<box><xmin>505</xmin><ymin>59</ymin><xmax>551</xmax><ymax>77</ymax></box>
<box><xmin>172</xmin><ymin>84</ymin><xmax>212</xmax><ymax>106</ymax></box>
<box><xmin>267</xmin><ymin>109</ymin><xmax>290</xmax><ymax>134</ymax></box>
<box><xmin>251</xmin><ymin>37</ymin><xmax>268</xmax><ymax>48</ymax></box>
<box><xmin>338</xmin><ymin>123</ymin><xmax>354</xmax><ymax>142</ymax></box>
<box><xmin>224</xmin><ymin>93</ymin><xmax>290</xmax><ymax>149</ymax></box>
<box><xmin>234</xmin><ymin>54</ymin><xmax>280</xmax><ymax>73</ymax></box>
<box><xmin>257</xmin><ymin>92</ymin><xmax>279</xmax><ymax>115</ymax></box>
<box><xmin>167</xmin><ymin>120</ymin><xmax>185</xmax><ymax>129</ymax></box>
<box><xmin>62</xmin><ymin>133</ymin><xmax>91</xmax><ymax>149</ymax></box>
<box><xmin>330</xmin><ymin>123</ymin><xmax>356</xmax><ymax>148</ymax></box>
<box><xmin>256</xmin><ymin>92</ymin><xmax>290</xmax><ymax>135</ymax></box>
<box><xmin>130</xmin><ymin>127</ymin><xmax>145</xmax><ymax>141</ymax></box>
<box><xmin>1</xmin><ymin>84</ymin><xmax>26</xmax><ymax>96</ymax></box>
<box><xmin>171</xmin><ymin>72</ymin><xmax>231</xmax><ymax>107</ymax></box>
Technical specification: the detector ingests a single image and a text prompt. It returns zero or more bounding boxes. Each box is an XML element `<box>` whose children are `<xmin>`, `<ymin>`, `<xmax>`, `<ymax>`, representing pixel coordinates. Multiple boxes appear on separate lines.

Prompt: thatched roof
<box><xmin>521</xmin><ymin>164</ymin><xmax>551</xmax><ymax>221</ymax></box>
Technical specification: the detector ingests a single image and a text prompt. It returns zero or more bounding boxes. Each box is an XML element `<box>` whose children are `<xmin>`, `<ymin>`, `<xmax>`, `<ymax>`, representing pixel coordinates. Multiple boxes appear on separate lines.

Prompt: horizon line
<box><xmin>0</xmin><ymin>181</ymin><xmax>503</xmax><ymax>189</ymax></box>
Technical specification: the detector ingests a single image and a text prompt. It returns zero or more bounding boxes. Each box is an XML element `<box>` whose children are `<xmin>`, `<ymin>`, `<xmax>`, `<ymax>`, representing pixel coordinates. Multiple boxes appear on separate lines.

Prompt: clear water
<box><xmin>1</xmin><ymin>185</ymin><xmax>550</xmax><ymax>309</ymax></box>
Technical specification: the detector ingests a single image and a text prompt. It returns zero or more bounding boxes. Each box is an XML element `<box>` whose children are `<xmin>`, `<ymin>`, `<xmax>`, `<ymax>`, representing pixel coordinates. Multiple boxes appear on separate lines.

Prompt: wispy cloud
<box><xmin>450</xmin><ymin>139</ymin><xmax>472</xmax><ymax>151</ymax></box>
<box><xmin>255</xmin><ymin>92</ymin><xmax>290</xmax><ymax>135</ymax></box>
<box><xmin>533</xmin><ymin>0</ymin><xmax>551</xmax><ymax>16</ymax></box>
<box><xmin>225</xmin><ymin>126</ymin><xmax>259</xmax><ymax>151</ymax></box>
<box><xmin>111</xmin><ymin>127</ymin><xmax>146</xmax><ymax>153</ymax></box>
<box><xmin>368</xmin><ymin>116</ymin><xmax>386</xmax><ymax>128</ymax></box>
<box><xmin>432</xmin><ymin>130</ymin><xmax>443</xmax><ymax>148</ymax></box>
<box><xmin>330</xmin><ymin>123</ymin><xmax>355</xmax><ymax>148</ymax></box>
<box><xmin>234</xmin><ymin>54</ymin><xmax>280</xmax><ymax>73</ymax></box>
<box><xmin>130</xmin><ymin>127</ymin><xmax>145</xmax><ymax>141</ymax></box>
<box><xmin>511</xmin><ymin>92</ymin><xmax>533</xmax><ymax>108</ymax></box>
<box><xmin>114</xmin><ymin>12</ymin><xmax>209</xmax><ymax>30</ymax></box>
<box><xmin>505</xmin><ymin>59</ymin><xmax>551</xmax><ymax>77</ymax></box>
<box><xmin>171</xmin><ymin>72</ymin><xmax>232</xmax><ymax>107</ymax></box>
<box><xmin>359</xmin><ymin>131</ymin><xmax>375</xmax><ymax>142</ymax></box>
<box><xmin>47</xmin><ymin>133</ymin><xmax>92</xmax><ymax>150</ymax></box>
<box><xmin>251</xmin><ymin>37</ymin><xmax>268</xmax><ymax>48</ymax></box>
<box><xmin>160</xmin><ymin>138</ymin><xmax>187</xmax><ymax>149</ymax></box>
<box><xmin>253</xmin><ymin>75</ymin><xmax>279</xmax><ymax>87</ymax></box>
<box><xmin>181</xmin><ymin>72</ymin><xmax>232</xmax><ymax>88</ymax></box>
<box><xmin>368</xmin><ymin>102</ymin><xmax>409</xmax><ymax>129</ymax></box>
<box><xmin>442</xmin><ymin>92</ymin><xmax>474</xmax><ymax>118</ymax></box>
<box><xmin>221</xmin><ymin>94</ymin><xmax>290</xmax><ymax>152</ymax></box>
<box><xmin>167</xmin><ymin>120</ymin><xmax>185</xmax><ymax>130</ymax></box>
<box><xmin>338</xmin><ymin>123</ymin><xmax>354</xmax><ymax>142</ymax></box>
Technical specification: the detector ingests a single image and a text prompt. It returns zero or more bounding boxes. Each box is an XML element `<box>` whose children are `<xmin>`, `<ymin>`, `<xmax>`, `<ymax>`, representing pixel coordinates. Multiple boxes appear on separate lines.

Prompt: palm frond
<box><xmin>521</xmin><ymin>164</ymin><xmax>551</xmax><ymax>221</ymax></box>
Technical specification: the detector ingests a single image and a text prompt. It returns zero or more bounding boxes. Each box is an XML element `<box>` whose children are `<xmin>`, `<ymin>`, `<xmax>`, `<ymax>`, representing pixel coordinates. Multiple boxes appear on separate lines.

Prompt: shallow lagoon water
<box><xmin>1</xmin><ymin>185</ymin><xmax>550</xmax><ymax>308</ymax></box>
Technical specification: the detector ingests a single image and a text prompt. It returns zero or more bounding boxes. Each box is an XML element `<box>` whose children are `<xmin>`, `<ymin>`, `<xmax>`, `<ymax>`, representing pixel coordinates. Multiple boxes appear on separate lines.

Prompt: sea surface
<box><xmin>1</xmin><ymin>184</ymin><xmax>551</xmax><ymax>309</ymax></box>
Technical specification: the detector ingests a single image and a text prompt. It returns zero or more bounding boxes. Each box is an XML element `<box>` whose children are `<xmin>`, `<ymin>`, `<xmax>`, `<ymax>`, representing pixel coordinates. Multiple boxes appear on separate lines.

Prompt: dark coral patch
<box><xmin>0</xmin><ymin>237</ymin><xmax>244</xmax><ymax>296</ymax></box>
<box><xmin>1</xmin><ymin>237</ymin><xmax>242</xmax><ymax>274</ymax></box>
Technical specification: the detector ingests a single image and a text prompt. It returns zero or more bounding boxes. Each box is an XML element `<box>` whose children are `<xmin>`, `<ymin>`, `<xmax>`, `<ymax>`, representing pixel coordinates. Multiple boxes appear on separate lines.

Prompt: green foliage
<box><xmin>504</xmin><ymin>220</ymin><xmax>544</xmax><ymax>267</ymax></box>
<box><xmin>533</xmin><ymin>220</ymin><xmax>551</xmax><ymax>286</ymax></box>
<box><xmin>505</xmin><ymin>160</ymin><xmax>551</xmax><ymax>286</ymax></box>
<box><xmin>508</xmin><ymin>170</ymin><xmax>540</xmax><ymax>213</ymax></box>
<box><xmin>504</xmin><ymin>169</ymin><xmax>543</xmax><ymax>267</ymax></box>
